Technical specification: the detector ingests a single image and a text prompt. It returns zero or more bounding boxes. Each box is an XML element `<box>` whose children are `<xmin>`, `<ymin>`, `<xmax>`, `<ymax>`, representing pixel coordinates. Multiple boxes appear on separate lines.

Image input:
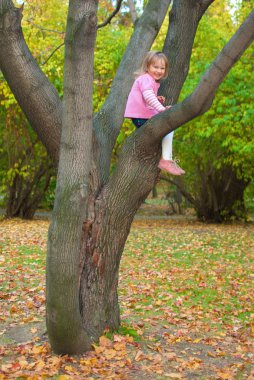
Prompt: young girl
<box><xmin>124</xmin><ymin>51</ymin><xmax>185</xmax><ymax>176</ymax></box>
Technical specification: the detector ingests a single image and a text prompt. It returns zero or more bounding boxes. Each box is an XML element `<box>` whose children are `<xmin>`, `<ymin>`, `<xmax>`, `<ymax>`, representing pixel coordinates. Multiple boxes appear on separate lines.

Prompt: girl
<box><xmin>124</xmin><ymin>51</ymin><xmax>185</xmax><ymax>176</ymax></box>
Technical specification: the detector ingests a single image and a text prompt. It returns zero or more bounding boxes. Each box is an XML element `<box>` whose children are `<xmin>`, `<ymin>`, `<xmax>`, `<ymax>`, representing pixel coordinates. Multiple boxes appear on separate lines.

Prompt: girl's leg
<box><xmin>162</xmin><ymin>132</ymin><xmax>174</xmax><ymax>160</ymax></box>
<box><xmin>158</xmin><ymin>132</ymin><xmax>185</xmax><ymax>175</ymax></box>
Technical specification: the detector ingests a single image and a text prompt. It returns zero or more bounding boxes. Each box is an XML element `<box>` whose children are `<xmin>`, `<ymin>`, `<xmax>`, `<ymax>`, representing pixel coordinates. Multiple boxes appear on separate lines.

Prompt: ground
<box><xmin>0</xmin><ymin>202</ymin><xmax>254</xmax><ymax>379</ymax></box>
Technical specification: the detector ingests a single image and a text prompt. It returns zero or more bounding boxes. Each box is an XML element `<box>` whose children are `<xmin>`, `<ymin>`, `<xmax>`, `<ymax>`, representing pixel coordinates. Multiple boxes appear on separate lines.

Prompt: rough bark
<box><xmin>46</xmin><ymin>0</ymin><xmax>98</xmax><ymax>354</ymax></box>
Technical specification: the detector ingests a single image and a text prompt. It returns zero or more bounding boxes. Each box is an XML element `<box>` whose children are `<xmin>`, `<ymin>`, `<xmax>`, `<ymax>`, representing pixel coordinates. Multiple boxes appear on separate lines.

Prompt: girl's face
<box><xmin>147</xmin><ymin>58</ymin><xmax>166</xmax><ymax>81</ymax></box>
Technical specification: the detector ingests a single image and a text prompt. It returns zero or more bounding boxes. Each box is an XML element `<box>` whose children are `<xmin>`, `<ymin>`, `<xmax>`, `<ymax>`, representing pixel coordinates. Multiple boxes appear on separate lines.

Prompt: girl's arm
<box><xmin>142</xmin><ymin>89</ymin><xmax>166</xmax><ymax>112</ymax></box>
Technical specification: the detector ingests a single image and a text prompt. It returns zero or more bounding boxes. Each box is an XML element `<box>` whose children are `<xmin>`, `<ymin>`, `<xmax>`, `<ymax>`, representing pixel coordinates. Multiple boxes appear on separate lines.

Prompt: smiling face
<box><xmin>147</xmin><ymin>58</ymin><xmax>166</xmax><ymax>81</ymax></box>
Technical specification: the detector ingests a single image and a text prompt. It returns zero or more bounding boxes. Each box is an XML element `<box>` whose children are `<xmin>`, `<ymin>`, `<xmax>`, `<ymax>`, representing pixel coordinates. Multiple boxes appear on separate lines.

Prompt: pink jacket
<box><xmin>124</xmin><ymin>73</ymin><xmax>161</xmax><ymax>119</ymax></box>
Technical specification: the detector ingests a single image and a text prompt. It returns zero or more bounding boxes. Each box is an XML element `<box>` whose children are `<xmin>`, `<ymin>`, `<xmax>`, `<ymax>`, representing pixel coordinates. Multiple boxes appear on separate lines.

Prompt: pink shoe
<box><xmin>158</xmin><ymin>159</ymin><xmax>184</xmax><ymax>176</ymax></box>
<box><xmin>174</xmin><ymin>161</ymin><xmax>185</xmax><ymax>175</ymax></box>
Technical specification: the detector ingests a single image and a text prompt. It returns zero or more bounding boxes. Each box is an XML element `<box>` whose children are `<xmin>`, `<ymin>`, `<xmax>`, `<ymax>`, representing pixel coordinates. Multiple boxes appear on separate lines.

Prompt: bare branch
<box><xmin>0</xmin><ymin>0</ymin><xmax>62</xmax><ymax>164</ymax></box>
<box><xmin>25</xmin><ymin>19</ymin><xmax>65</xmax><ymax>35</ymax></box>
<box><xmin>97</xmin><ymin>0</ymin><xmax>123</xmax><ymax>29</ymax></box>
<box><xmin>42</xmin><ymin>42</ymin><xmax>65</xmax><ymax>65</ymax></box>
<box><xmin>160</xmin><ymin>175</ymin><xmax>198</xmax><ymax>207</ymax></box>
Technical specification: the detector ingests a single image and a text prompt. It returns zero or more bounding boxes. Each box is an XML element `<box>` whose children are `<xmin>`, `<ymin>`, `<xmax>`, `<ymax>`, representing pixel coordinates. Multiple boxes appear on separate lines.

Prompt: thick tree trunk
<box><xmin>79</xmin><ymin>154</ymin><xmax>157</xmax><ymax>339</ymax></box>
<box><xmin>46</xmin><ymin>0</ymin><xmax>99</xmax><ymax>354</ymax></box>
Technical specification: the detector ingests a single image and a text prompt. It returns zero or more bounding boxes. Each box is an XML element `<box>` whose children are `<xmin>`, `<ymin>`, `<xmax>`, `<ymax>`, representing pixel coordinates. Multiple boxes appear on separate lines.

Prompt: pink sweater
<box><xmin>124</xmin><ymin>73</ymin><xmax>165</xmax><ymax>119</ymax></box>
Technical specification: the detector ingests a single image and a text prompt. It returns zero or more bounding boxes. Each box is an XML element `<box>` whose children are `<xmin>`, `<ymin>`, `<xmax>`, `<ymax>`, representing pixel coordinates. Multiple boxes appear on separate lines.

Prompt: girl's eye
<box><xmin>154</xmin><ymin>66</ymin><xmax>165</xmax><ymax>70</ymax></box>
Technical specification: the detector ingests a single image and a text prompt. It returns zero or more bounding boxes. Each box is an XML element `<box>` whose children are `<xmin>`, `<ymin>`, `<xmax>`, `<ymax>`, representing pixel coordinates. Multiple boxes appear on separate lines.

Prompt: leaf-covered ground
<box><xmin>0</xmin><ymin>216</ymin><xmax>254</xmax><ymax>379</ymax></box>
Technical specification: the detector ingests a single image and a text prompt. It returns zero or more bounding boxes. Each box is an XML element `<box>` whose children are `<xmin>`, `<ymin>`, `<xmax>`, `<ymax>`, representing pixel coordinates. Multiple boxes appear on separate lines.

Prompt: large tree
<box><xmin>0</xmin><ymin>0</ymin><xmax>253</xmax><ymax>354</ymax></box>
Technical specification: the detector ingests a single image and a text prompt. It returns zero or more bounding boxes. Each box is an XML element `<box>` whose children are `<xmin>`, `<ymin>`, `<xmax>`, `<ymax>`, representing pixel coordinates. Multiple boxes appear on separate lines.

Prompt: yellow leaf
<box><xmin>35</xmin><ymin>360</ymin><xmax>45</xmax><ymax>371</ymax></box>
<box><xmin>64</xmin><ymin>365</ymin><xmax>75</xmax><ymax>373</ymax></box>
<box><xmin>164</xmin><ymin>373</ymin><xmax>183</xmax><ymax>379</ymax></box>
<box><xmin>31</xmin><ymin>345</ymin><xmax>45</xmax><ymax>355</ymax></box>
<box><xmin>103</xmin><ymin>348</ymin><xmax>117</xmax><ymax>359</ymax></box>
<box><xmin>99</xmin><ymin>335</ymin><xmax>112</xmax><ymax>347</ymax></box>
<box><xmin>135</xmin><ymin>350</ymin><xmax>145</xmax><ymax>362</ymax></box>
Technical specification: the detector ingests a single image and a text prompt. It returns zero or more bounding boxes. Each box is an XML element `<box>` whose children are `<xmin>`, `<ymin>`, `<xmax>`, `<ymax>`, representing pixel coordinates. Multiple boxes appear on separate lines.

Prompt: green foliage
<box><xmin>94</xmin><ymin>25</ymin><xmax>131</xmax><ymax>112</ymax></box>
<box><xmin>0</xmin><ymin>0</ymin><xmax>132</xmax><ymax>212</ymax></box>
<box><xmin>171</xmin><ymin>1</ymin><xmax>254</xmax><ymax>220</ymax></box>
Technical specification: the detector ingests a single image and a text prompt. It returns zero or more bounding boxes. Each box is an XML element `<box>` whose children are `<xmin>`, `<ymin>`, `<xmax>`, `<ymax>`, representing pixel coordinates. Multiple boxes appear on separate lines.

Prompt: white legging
<box><xmin>162</xmin><ymin>131</ymin><xmax>174</xmax><ymax>160</ymax></box>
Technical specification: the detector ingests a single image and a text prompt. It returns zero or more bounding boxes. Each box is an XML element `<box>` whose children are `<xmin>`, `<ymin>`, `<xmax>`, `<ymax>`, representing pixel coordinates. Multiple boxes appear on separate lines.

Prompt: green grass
<box><xmin>120</xmin><ymin>222</ymin><xmax>254</xmax><ymax>332</ymax></box>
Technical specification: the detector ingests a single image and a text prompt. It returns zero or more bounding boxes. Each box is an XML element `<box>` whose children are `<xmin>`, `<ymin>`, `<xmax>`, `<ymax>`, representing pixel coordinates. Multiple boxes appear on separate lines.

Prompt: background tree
<box><xmin>0</xmin><ymin>0</ymin><xmax>253</xmax><ymax>354</ymax></box>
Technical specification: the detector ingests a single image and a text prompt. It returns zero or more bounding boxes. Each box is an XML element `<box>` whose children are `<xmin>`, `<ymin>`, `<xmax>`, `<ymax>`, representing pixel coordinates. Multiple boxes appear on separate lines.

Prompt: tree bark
<box><xmin>46</xmin><ymin>0</ymin><xmax>98</xmax><ymax>354</ymax></box>
<box><xmin>160</xmin><ymin>0</ymin><xmax>215</xmax><ymax>103</ymax></box>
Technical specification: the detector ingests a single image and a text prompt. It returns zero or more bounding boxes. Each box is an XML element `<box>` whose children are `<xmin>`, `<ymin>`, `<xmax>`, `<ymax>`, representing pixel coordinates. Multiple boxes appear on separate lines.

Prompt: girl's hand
<box><xmin>157</xmin><ymin>95</ymin><xmax>165</xmax><ymax>104</ymax></box>
<box><xmin>165</xmin><ymin>105</ymin><xmax>172</xmax><ymax>109</ymax></box>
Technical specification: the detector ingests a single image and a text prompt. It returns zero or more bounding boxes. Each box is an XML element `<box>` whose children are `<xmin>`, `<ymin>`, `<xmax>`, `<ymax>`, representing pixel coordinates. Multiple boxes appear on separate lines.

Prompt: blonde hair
<box><xmin>134</xmin><ymin>51</ymin><xmax>169</xmax><ymax>79</ymax></box>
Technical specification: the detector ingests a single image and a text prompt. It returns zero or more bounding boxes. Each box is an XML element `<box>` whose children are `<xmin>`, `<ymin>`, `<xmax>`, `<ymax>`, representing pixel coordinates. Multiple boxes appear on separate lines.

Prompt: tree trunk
<box><xmin>46</xmin><ymin>0</ymin><xmax>98</xmax><ymax>354</ymax></box>
<box><xmin>1</xmin><ymin>0</ymin><xmax>254</xmax><ymax>355</ymax></box>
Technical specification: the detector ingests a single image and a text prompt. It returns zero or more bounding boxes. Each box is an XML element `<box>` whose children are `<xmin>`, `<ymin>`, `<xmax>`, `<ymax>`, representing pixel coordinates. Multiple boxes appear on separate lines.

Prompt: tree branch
<box><xmin>25</xmin><ymin>19</ymin><xmax>65</xmax><ymax>34</ymax></box>
<box><xmin>127</xmin><ymin>0</ymin><xmax>138</xmax><ymax>24</ymax></box>
<box><xmin>42</xmin><ymin>42</ymin><xmax>65</xmax><ymax>65</ymax></box>
<box><xmin>97</xmin><ymin>0</ymin><xmax>123</xmax><ymax>29</ymax></box>
<box><xmin>160</xmin><ymin>0</ymin><xmax>215</xmax><ymax>104</ymax></box>
<box><xmin>143</xmin><ymin>9</ymin><xmax>254</xmax><ymax>149</ymax></box>
<box><xmin>107</xmin><ymin>9</ymin><xmax>254</xmax><ymax>223</ymax></box>
<box><xmin>160</xmin><ymin>175</ymin><xmax>199</xmax><ymax>208</ymax></box>
<box><xmin>93</xmin><ymin>0</ymin><xmax>171</xmax><ymax>187</ymax></box>
<box><xmin>0</xmin><ymin>0</ymin><xmax>62</xmax><ymax>164</ymax></box>
<box><xmin>200</xmin><ymin>0</ymin><xmax>215</xmax><ymax>14</ymax></box>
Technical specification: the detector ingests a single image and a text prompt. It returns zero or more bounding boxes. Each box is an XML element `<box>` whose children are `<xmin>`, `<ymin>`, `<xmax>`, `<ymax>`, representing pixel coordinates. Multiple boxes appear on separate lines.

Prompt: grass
<box><xmin>120</xmin><ymin>222</ymin><xmax>253</xmax><ymax>328</ymax></box>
